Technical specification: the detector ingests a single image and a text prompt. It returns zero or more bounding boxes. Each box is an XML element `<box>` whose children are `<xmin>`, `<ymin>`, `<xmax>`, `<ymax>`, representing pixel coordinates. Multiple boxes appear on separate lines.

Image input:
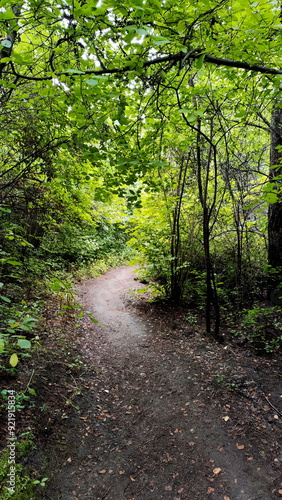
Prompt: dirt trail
<box><xmin>43</xmin><ymin>266</ymin><xmax>281</xmax><ymax>500</ymax></box>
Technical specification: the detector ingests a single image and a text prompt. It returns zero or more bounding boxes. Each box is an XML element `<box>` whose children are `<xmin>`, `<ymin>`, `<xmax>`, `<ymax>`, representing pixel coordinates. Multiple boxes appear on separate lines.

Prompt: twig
<box><xmin>23</xmin><ymin>369</ymin><xmax>35</xmax><ymax>394</ymax></box>
<box><xmin>263</xmin><ymin>395</ymin><xmax>282</xmax><ymax>417</ymax></box>
<box><xmin>224</xmin><ymin>345</ymin><xmax>237</xmax><ymax>357</ymax></box>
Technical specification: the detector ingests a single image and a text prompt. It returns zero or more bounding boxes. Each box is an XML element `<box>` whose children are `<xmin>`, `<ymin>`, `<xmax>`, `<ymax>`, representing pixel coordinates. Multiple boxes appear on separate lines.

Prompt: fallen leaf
<box><xmin>274</xmin><ymin>415</ymin><xmax>279</xmax><ymax>420</ymax></box>
<box><xmin>207</xmin><ymin>487</ymin><xmax>215</xmax><ymax>494</ymax></box>
<box><xmin>99</xmin><ymin>470</ymin><xmax>107</xmax><ymax>474</ymax></box>
<box><xmin>188</xmin><ymin>442</ymin><xmax>195</xmax><ymax>446</ymax></box>
<box><xmin>178</xmin><ymin>488</ymin><xmax>184</xmax><ymax>493</ymax></box>
<box><xmin>119</xmin><ymin>470</ymin><xmax>125</xmax><ymax>475</ymax></box>
<box><xmin>222</xmin><ymin>416</ymin><xmax>230</xmax><ymax>422</ymax></box>
<box><xmin>224</xmin><ymin>496</ymin><xmax>231</xmax><ymax>500</ymax></box>
<box><xmin>67</xmin><ymin>457</ymin><xmax>72</xmax><ymax>463</ymax></box>
<box><xmin>130</xmin><ymin>476</ymin><xmax>136</xmax><ymax>482</ymax></box>
<box><xmin>165</xmin><ymin>485</ymin><xmax>172</xmax><ymax>491</ymax></box>
<box><xmin>213</xmin><ymin>467</ymin><xmax>222</xmax><ymax>475</ymax></box>
<box><xmin>278</xmin><ymin>490</ymin><xmax>282</xmax><ymax>495</ymax></box>
<box><xmin>236</xmin><ymin>443</ymin><xmax>245</xmax><ymax>450</ymax></box>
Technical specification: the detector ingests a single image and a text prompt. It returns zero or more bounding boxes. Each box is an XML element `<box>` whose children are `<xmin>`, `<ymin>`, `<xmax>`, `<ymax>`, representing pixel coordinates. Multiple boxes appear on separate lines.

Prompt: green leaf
<box><xmin>9</xmin><ymin>353</ymin><xmax>19</xmax><ymax>367</ymax></box>
<box><xmin>1</xmin><ymin>39</ymin><xmax>12</xmax><ymax>48</ymax></box>
<box><xmin>0</xmin><ymin>294</ymin><xmax>11</xmax><ymax>303</ymax></box>
<box><xmin>0</xmin><ymin>338</ymin><xmax>5</xmax><ymax>353</ymax></box>
<box><xmin>28</xmin><ymin>387</ymin><xmax>37</xmax><ymax>396</ymax></box>
<box><xmin>136</xmin><ymin>28</ymin><xmax>148</xmax><ymax>36</ymax></box>
<box><xmin>85</xmin><ymin>79</ymin><xmax>99</xmax><ymax>86</ymax></box>
<box><xmin>265</xmin><ymin>192</ymin><xmax>278</xmax><ymax>204</ymax></box>
<box><xmin>196</xmin><ymin>54</ymin><xmax>205</xmax><ymax>70</ymax></box>
<box><xmin>86</xmin><ymin>312</ymin><xmax>99</xmax><ymax>323</ymax></box>
<box><xmin>151</xmin><ymin>36</ymin><xmax>170</xmax><ymax>45</ymax></box>
<box><xmin>66</xmin><ymin>69</ymin><xmax>85</xmax><ymax>74</ymax></box>
<box><xmin>89</xmin><ymin>316</ymin><xmax>99</xmax><ymax>323</ymax></box>
<box><xmin>17</xmin><ymin>339</ymin><xmax>31</xmax><ymax>349</ymax></box>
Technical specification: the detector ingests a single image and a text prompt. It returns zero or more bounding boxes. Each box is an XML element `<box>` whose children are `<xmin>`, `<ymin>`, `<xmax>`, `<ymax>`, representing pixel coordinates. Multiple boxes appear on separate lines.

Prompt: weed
<box><xmin>184</xmin><ymin>312</ymin><xmax>198</xmax><ymax>325</ymax></box>
<box><xmin>215</xmin><ymin>374</ymin><xmax>227</xmax><ymax>384</ymax></box>
<box><xmin>241</xmin><ymin>306</ymin><xmax>282</xmax><ymax>354</ymax></box>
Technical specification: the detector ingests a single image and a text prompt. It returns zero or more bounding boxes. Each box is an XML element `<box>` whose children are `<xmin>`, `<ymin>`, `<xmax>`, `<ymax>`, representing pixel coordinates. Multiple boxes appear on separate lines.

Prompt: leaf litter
<box><xmin>13</xmin><ymin>266</ymin><xmax>281</xmax><ymax>500</ymax></box>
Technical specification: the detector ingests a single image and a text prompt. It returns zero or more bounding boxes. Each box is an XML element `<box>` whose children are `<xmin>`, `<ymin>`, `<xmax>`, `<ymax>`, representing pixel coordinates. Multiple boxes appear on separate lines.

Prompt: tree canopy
<box><xmin>1</xmin><ymin>0</ymin><xmax>282</xmax><ymax>345</ymax></box>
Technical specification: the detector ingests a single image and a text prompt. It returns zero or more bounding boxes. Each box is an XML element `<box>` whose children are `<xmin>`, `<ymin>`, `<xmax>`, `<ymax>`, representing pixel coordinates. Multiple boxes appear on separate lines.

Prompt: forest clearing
<box><xmin>1</xmin><ymin>0</ymin><xmax>282</xmax><ymax>498</ymax></box>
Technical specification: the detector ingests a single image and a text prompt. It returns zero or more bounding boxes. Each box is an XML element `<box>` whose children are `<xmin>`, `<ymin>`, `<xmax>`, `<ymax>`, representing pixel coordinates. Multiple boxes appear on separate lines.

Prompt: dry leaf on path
<box><xmin>207</xmin><ymin>487</ymin><xmax>215</xmax><ymax>494</ymax></box>
<box><xmin>213</xmin><ymin>467</ymin><xmax>222</xmax><ymax>475</ymax></box>
<box><xmin>236</xmin><ymin>443</ymin><xmax>245</xmax><ymax>450</ymax></box>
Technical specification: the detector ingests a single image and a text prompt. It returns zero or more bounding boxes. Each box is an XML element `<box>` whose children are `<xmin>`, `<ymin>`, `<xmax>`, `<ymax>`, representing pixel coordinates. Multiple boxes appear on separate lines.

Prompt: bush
<box><xmin>241</xmin><ymin>306</ymin><xmax>282</xmax><ymax>354</ymax></box>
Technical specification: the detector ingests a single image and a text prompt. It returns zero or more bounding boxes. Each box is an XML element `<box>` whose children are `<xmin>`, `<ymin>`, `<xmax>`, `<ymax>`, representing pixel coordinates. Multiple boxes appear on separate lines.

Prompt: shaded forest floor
<box><xmin>1</xmin><ymin>266</ymin><xmax>282</xmax><ymax>499</ymax></box>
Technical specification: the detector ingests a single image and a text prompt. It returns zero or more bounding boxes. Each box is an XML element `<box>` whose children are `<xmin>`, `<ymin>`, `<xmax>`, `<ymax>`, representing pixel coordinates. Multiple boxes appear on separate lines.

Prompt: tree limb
<box><xmin>7</xmin><ymin>50</ymin><xmax>282</xmax><ymax>82</ymax></box>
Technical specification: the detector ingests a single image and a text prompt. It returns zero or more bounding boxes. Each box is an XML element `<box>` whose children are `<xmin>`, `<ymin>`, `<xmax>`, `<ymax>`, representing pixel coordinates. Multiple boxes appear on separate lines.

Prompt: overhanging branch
<box><xmin>7</xmin><ymin>50</ymin><xmax>282</xmax><ymax>82</ymax></box>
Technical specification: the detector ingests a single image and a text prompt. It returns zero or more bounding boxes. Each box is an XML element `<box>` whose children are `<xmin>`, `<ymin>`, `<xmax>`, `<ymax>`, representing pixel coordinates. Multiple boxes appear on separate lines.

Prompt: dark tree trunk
<box><xmin>268</xmin><ymin>105</ymin><xmax>282</xmax><ymax>274</ymax></box>
<box><xmin>196</xmin><ymin>128</ymin><xmax>221</xmax><ymax>340</ymax></box>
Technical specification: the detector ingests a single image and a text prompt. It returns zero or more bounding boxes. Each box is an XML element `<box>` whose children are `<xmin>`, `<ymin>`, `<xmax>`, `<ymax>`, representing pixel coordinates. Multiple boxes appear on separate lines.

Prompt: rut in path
<box><xmin>44</xmin><ymin>266</ymin><xmax>279</xmax><ymax>500</ymax></box>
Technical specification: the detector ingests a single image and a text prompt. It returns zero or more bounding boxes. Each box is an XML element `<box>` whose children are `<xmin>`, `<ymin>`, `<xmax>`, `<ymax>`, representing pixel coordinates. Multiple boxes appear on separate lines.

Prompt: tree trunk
<box><xmin>268</xmin><ymin>105</ymin><xmax>282</xmax><ymax>274</ymax></box>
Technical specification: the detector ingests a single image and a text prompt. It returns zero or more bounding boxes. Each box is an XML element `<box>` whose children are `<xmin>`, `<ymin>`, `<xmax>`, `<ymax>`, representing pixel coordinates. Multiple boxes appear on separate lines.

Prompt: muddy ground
<box><xmin>2</xmin><ymin>265</ymin><xmax>282</xmax><ymax>499</ymax></box>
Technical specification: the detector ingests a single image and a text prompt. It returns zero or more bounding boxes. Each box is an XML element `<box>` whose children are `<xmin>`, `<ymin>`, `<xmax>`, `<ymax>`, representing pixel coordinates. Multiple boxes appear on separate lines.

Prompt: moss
<box><xmin>0</xmin><ymin>433</ymin><xmax>39</xmax><ymax>500</ymax></box>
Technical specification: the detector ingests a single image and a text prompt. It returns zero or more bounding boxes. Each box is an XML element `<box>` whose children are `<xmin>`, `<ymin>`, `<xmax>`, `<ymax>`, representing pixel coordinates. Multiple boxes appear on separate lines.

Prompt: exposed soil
<box><xmin>38</xmin><ymin>265</ymin><xmax>281</xmax><ymax>500</ymax></box>
<box><xmin>1</xmin><ymin>265</ymin><xmax>282</xmax><ymax>499</ymax></box>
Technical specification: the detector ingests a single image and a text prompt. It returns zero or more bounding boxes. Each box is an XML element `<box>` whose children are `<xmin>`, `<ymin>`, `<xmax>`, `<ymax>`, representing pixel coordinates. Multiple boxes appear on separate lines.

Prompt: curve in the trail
<box><xmin>77</xmin><ymin>266</ymin><xmax>149</xmax><ymax>348</ymax></box>
<box><xmin>44</xmin><ymin>266</ymin><xmax>278</xmax><ymax>500</ymax></box>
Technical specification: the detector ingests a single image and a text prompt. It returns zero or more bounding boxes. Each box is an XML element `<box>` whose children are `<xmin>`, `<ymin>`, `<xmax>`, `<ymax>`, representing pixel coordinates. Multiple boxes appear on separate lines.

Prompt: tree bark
<box><xmin>268</xmin><ymin>105</ymin><xmax>282</xmax><ymax>274</ymax></box>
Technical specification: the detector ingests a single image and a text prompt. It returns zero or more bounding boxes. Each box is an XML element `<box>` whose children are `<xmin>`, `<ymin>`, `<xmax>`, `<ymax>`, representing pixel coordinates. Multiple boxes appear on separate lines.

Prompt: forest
<box><xmin>0</xmin><ymin>0</ymin><xmax>282</xmax><ymax>496</ymax></box>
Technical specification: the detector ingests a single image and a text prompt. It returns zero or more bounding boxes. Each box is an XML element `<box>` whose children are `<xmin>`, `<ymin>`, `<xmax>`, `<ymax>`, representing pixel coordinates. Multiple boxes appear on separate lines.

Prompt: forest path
<box><xmin>44</xmin><ymin>266</ymin><xmax>280</xmax><ymax>500</ymax></box>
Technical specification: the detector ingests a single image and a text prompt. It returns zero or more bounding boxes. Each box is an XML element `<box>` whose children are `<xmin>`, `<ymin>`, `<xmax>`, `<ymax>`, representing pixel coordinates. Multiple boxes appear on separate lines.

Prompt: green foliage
<box><xmin>47</xmin><ymin>276</ymin><xmax>77</xmax><ymax>310</ymax></box>
<box><xmin>241</xmin><ymin>306</ymin><xmax>282</xmax><ymax>353</ymax></box>
<box><xmin>0</xmin><ymin>432</ymin><xmax>40</xmax><ymax>500</ymax></box>
<box><xmin>0</xmin><ymin>300</ymin><xmax>40</xmax><ymax>369</ymax></box>
<box><xmin>0</xmin><ymin>0</ymin><xmax>281</xmax><ymax>341</ymax></box>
